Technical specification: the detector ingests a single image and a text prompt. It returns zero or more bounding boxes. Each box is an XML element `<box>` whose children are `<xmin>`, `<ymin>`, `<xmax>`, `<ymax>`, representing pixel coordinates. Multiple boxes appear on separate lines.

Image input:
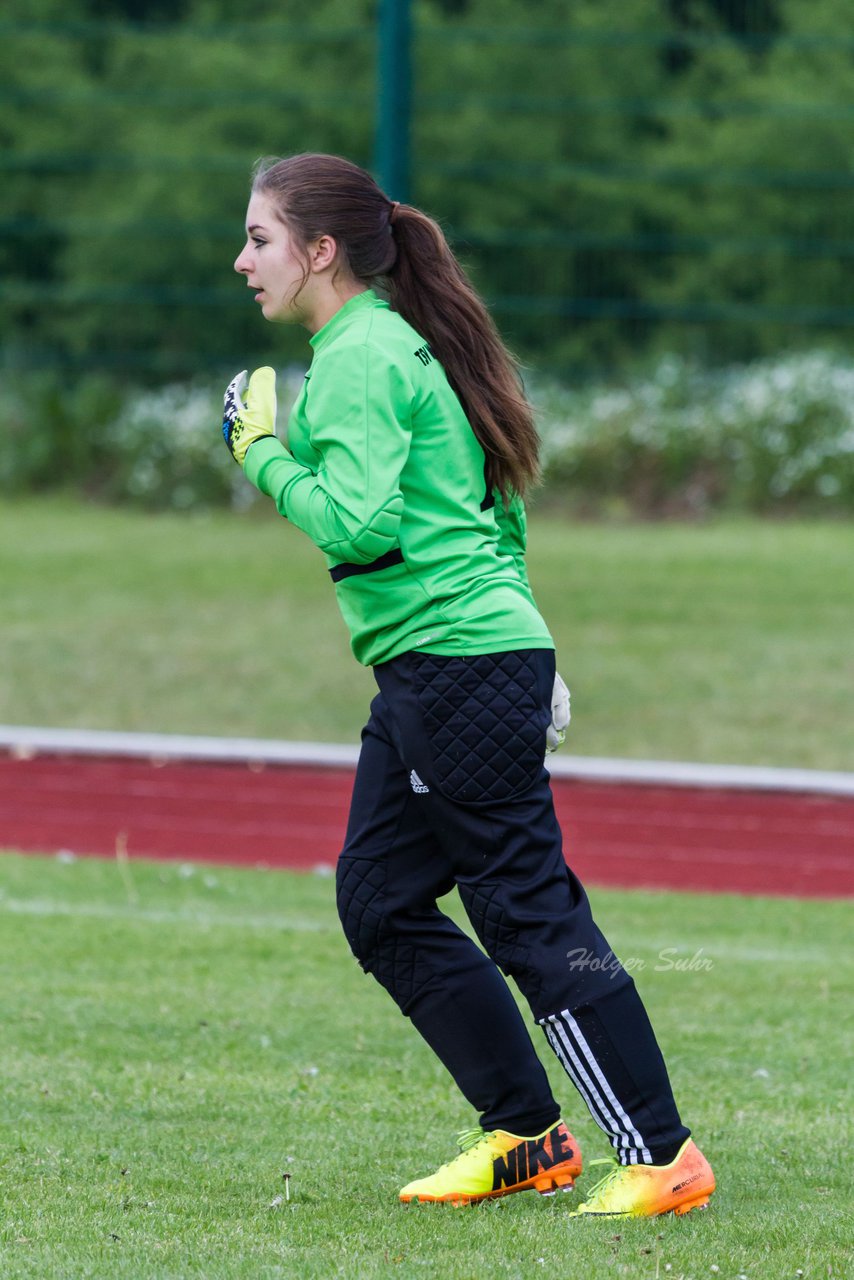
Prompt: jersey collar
<box><xmin>310</xmin><ymin>289</ymin><xmax>380</xmax><ymax>352</ymax></box>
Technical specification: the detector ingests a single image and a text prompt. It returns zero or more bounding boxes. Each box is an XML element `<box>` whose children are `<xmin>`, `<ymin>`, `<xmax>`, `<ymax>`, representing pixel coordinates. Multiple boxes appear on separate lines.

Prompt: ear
<box><xmin>309</xmin><ymin>234</ymin><xmax>339</xmax><ymax>273</ymax></box>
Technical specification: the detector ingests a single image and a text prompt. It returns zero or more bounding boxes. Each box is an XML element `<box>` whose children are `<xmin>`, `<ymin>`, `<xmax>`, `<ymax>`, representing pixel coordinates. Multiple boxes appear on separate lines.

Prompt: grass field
<box><xmin>0</xmin><ymin>851</ymin><xmax>849</xmax><ymax>1280</ymax></box>
<box><xmin>1</xmin><ymin>497</ymin><xmax>853</xmax><ymax>770</ymax></box>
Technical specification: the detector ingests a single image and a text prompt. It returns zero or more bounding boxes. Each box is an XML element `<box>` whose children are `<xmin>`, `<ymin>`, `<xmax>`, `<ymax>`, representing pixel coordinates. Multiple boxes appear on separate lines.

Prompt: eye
<box><xmin>252</xmin><ymin>237</ymin><xmax>267</xmax><ymax>249</ymax></box>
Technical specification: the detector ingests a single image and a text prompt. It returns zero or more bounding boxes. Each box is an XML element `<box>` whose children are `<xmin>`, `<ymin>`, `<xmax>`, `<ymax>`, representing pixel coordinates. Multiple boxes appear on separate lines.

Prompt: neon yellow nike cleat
<box><xmin>570</xmin><ymin>1138</ymin><xmax>715</xmax><ymax>1219</ymax></box>
<box><xmin>399</xmin><ymin>1121</ymin><xmax>582</xmax><ymax>1205</ymax></box>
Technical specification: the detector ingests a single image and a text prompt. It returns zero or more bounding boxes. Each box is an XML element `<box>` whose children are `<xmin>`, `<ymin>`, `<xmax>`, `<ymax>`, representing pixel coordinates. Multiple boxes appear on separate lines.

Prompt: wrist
<box><xmin>243</xmin><ymin>433</ymin><xmax>289</xmax><ymax>491</ymax></box>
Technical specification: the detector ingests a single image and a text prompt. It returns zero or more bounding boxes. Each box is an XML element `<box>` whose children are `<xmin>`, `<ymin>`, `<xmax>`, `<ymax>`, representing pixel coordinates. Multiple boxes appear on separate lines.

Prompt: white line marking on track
<box><xmin>2</xmin><ymin>725</ymin><xmax>852</xmax><ymax>795</ymax></box>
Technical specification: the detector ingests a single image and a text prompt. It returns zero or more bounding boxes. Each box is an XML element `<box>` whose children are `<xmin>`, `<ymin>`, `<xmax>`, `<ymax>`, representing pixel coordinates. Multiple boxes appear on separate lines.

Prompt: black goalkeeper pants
<box><xmin>336</xmin><ymin>648</ymin><xmax>690</xmax><ymax>1165</ymax></box>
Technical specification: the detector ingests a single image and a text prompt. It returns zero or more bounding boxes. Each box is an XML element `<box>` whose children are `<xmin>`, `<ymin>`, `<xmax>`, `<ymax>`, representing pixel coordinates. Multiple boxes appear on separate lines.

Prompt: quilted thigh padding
<box><xmin>411</xmin><ymin>651</ymin><xmax>549</xmax><ymax>803</ymax></box>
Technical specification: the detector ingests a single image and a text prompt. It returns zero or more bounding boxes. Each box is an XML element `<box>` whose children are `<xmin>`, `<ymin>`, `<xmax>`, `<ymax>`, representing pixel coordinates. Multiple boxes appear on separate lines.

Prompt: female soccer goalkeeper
<box><xmin>221</xmin><ymin>152</ymin><xmax>714</xmax><ymax>1219</ymax></box>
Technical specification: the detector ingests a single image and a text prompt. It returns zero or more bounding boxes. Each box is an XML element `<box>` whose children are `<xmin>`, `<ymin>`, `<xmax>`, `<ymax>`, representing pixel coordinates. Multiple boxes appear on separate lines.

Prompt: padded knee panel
<box><xmin>336</xmin><ymin>855</ymin><xmax>430</xmax><ymax>1012</ymax></box>
<box><xmin>336</xmin><ymin>856</ymin><xmax>386</xmax><ymax>962</ymax></box>
<box><xmin>458</xmin><ymin>880</ymin><xmax>528</xmax><ymax>979</ymax></box>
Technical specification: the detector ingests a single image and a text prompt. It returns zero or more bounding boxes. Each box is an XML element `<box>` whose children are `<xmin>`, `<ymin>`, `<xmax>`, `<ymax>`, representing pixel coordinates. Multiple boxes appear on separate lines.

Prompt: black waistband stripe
<box><xmin>329</xmin><ymin>548</ymin><xmax>405</xmax><ymax>582</ymax></box>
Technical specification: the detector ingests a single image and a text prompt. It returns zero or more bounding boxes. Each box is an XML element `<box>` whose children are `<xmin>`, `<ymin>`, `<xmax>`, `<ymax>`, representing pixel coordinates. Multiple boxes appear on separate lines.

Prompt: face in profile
<box><xmin>233</xmin><ymin>192</ymin><xmax>311</xmax><ymax>325</ymax></box>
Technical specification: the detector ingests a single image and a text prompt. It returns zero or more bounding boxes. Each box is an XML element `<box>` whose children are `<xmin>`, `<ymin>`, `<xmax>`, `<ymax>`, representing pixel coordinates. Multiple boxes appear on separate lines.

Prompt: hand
<box><xmin>546</xmin><ymin>672</ymin><xmax>571</xmax><ymax>753</ymax></box>
<box><xmin>222</xmin><ymin>367</ymin><xmax>277</xmax><ymax>465</ymax></box>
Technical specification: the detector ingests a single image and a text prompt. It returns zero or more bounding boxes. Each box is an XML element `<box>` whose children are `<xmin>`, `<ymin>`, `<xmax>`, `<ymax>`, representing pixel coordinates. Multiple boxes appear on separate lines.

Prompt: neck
<box><xmin>304</xmin><ymin>280</ymin><xmax>369</xmax><ymax>334</ymax></box>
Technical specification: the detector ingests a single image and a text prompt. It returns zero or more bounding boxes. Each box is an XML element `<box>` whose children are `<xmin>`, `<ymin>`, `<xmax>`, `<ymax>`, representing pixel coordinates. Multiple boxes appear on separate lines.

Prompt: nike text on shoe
<box><xmin>399</xmin><ymin>1121</ymin><xmax>582</xmax><ymax>1205</ymax></box>
<box><xmin>570</xmin><ymin>1138</ymin><xmax>715</xmax><ymax>1219</ymax></box>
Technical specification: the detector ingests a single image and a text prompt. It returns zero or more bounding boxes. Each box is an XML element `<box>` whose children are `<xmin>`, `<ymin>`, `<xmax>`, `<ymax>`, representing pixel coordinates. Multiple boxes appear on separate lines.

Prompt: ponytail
<box><xmin>386</xmin><ymin>205</ymin><xmax>540</xmax><ymax>501</ymax></box>
<box><xmin>252</xmin><ymin>154</ymin><xmax>540</xmax><ymax>500</ymax></box>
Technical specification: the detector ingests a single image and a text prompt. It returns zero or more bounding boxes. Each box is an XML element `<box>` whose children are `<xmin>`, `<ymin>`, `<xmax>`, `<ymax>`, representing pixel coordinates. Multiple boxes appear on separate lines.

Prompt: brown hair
<box><xmin>252</xmin><ymin>153</ymin><xmax>540</xmax><ymax>500</ymax></box>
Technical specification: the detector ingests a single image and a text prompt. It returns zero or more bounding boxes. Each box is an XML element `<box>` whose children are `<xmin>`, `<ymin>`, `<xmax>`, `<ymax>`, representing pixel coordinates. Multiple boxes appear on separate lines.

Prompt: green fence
<box><xmin>2</xmin><ymin>0</ymin><xmax>853</xmax><ymax>379</ymax></box>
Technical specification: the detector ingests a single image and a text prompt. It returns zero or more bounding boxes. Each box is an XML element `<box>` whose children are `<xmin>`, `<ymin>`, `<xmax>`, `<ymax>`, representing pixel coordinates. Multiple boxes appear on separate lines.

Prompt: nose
<box><xmin>234</xmin><ymin>243</ymin><xmax>253</xmax><ymax>275</ymax></box>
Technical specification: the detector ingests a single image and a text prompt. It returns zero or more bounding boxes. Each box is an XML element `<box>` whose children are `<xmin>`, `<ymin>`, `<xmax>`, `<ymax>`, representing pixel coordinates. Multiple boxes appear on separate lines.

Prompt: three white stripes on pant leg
<box><xmin>541</xmin><ymin>1009</ymin><xmax>653</xmax><ymax>1165</ymax></box>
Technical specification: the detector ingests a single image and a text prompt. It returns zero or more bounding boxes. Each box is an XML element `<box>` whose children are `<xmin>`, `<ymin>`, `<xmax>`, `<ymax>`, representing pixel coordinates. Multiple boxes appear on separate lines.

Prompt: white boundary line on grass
<box><xmin>2</xmin><ymin>724</ymin><xmax>853</xmax><ymax>797</ymax></box>
<box><xmin>0</xmin><ymin>895</ymin><xmax>332</xmax><ymax>932</ymax></box>
<box><xmin>0</xmin><ymin>893</ymin><xmax>839</xmax><ymax>964</ymax></box>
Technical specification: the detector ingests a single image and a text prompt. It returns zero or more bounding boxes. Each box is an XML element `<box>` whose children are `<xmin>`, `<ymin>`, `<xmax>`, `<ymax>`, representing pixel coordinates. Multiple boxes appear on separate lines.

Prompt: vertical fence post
<box><xmin>375</xmin><ymin>0</ymin><xmax>411</xmax><ymax>201</ymax></box>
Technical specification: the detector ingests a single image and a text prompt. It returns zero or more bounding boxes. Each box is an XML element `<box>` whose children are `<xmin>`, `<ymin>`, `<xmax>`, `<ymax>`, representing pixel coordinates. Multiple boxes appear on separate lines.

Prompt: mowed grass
<box><xmin>1</xmin><ymin>497</ymin><xmax>853</xmax><ymax>769</ymax></box>
<box><xmin>0</xmin><ymin>852</ymin><xmax>850</xmax><ymax>1280</ymax></box>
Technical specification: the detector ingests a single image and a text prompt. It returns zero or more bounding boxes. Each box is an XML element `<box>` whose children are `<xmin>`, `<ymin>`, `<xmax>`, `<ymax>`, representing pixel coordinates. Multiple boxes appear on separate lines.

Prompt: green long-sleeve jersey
<box><xmin>244</xmin><ymin>289</ymin><xmax>554</xmax><ymax>667</ymax></box>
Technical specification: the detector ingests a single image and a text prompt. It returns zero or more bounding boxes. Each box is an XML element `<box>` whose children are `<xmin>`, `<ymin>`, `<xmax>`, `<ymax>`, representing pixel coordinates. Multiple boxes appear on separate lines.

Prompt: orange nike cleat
<box><xmin>399</xmin><ymin>1120</ymin><xmax>582</xmax><ymax>1205</ymax></box>
<box><xmin>571</xmin><ymin>1138</ymin><xmax>715</xmax><ymax>1218</ymax></box>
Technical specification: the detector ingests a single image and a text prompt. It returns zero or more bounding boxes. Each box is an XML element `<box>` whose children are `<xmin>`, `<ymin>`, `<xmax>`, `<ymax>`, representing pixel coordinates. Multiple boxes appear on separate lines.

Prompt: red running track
<box><xmin>1</xmin><ymin>752</ymin><xmax>852</xmax><ymax>898</ymax></box>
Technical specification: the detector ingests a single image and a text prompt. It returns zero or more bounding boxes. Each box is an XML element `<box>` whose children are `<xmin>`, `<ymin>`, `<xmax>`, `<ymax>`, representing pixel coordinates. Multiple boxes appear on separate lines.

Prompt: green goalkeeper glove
<box><xmin>222</xmin><ymin>367</ymin><xmax>277</xmax><ymax>465</ymax></box>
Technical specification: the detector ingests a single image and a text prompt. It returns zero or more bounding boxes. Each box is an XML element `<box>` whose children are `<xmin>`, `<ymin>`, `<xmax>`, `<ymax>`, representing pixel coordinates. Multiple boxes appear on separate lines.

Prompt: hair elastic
<box><xmin>389</xmin><ymin>201</ymin><xmax>401</xmax><ymax>224</ymax></box>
